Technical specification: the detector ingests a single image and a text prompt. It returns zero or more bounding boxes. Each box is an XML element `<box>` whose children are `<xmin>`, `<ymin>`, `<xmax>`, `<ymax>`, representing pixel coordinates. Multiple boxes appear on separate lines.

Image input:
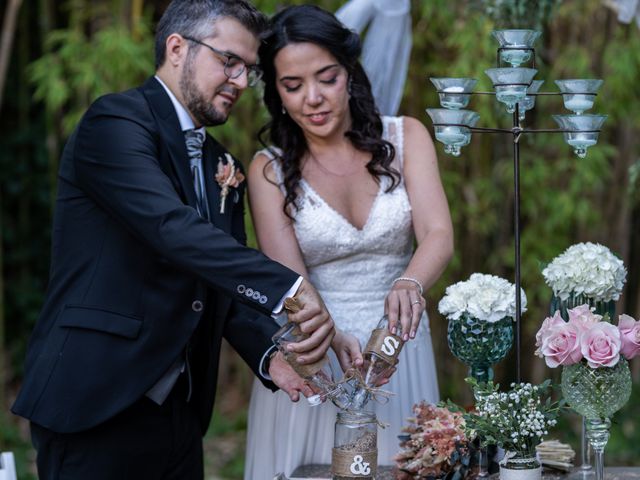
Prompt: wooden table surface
<box><xmin>289</xmin><ymin>465</ymin><xmax>640</xmax><ymax>480</ymax></box>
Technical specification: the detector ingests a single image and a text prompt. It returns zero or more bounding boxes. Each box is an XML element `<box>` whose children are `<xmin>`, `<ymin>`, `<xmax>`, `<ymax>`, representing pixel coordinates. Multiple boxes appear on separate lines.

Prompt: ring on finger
<box><xmin>410</xmin><ymin>300</ymin><xmax>422</xmax><ymax>307</ymax></box>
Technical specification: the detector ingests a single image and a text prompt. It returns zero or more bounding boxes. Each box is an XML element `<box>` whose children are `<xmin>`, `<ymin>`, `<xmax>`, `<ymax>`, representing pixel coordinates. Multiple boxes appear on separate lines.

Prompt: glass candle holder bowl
<box><xmin>446</xmin><ymin>314</ymin><xmax>514</xmax><ymax>384</ymax></box>
<box><xmin>555</xmin><ymin>79</ymin><xmax>603</xmax><ymax>114</ymax></box>
<box><xmin>553</xmin><ymin>114</ymin><xmax>607</xmax><ymax>158</ymax></box>
<box><xmin>485</xmin><ymin>68</ymin><xmax>538</xmax><ymax>113</ymax></box>
<box><xmin>430</xmin><ymin>77</ymin><xmax>478</xmax><ymax>109</ymax></box>
<box><xmin>518</xmin><ymin>80</ymin><xmax>544</xmax><ymax>121</ymax></box>
<box><xmin>426</xmin><ymin>108</ymin><xmax>480</xmax><ymax>156</ymax></box>
<box><xmin>492</xmin><ymin>29</ymin><xmax>541</xmax><ymax>67</ymax></box>
<box><xmin>561</xmin><ymin>359</ymin><xmax>632</xmax><ymax>480</ymax></box>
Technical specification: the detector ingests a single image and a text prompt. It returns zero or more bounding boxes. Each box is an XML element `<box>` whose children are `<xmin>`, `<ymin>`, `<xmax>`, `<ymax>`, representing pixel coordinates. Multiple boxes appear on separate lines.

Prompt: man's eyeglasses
<box><xmin>183</xmin><ymin>36</ymin><xmax>263</xmax><ymax>87</ymax></box>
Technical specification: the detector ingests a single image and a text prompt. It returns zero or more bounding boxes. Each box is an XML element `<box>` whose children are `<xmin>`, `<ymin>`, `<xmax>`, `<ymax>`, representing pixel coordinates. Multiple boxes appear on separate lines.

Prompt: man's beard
<box><xmin>180</xmin><ymin>55</ymin><xmax>229</xmax><ymax>127</ymax></box>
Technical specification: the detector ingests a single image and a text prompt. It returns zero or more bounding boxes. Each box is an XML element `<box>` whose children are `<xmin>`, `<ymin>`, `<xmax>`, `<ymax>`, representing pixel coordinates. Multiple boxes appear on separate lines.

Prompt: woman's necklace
<box><xmin>308</xmin><ymin>149</ymin><xmax>364</xmax><ymax>177</ymax></box>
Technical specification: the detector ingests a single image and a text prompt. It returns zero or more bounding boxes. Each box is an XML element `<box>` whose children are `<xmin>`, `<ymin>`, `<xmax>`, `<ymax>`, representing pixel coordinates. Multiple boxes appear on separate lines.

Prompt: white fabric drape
<box><xmin>336</xmin><ymin>0</ymin><xmax>412</xmax><ymax>116</ymax></box>
<box><xmin>606</xmin><ymin>0</ymin><xmax>640</xmax><ymax>27</ymax></box>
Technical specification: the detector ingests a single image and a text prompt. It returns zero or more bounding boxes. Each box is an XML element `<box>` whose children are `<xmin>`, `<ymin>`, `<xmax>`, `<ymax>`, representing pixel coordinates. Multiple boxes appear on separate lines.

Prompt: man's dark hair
<box><xmin>155</xmin><ymin>0</ymin><xmax>268</xmax><ymax>69</ymax></box>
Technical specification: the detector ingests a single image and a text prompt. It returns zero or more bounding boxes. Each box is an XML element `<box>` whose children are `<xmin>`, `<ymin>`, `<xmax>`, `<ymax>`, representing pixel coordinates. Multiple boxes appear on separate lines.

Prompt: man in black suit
<box><xmin>11</xmin><ymin>1</ymin><xmax>337</xmax><ymax>478</ymax></box>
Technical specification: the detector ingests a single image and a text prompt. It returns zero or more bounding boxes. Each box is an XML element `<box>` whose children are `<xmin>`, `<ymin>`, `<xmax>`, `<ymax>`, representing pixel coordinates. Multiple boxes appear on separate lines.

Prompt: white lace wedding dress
<box><xmin>244</xmin><ymin>116</ymin><xmax>439</xmax><ymax>479</ymax></box>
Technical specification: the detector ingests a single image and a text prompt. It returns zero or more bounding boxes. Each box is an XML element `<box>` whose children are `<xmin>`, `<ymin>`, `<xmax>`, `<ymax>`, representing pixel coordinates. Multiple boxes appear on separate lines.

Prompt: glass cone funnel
<box><xmin>485</xmin><ymin>68</ymin><xmax>538</xmax><ymax>113</ymax></box>
<box><xmin>426</xmin><ymin>108</ymin><xmax>479</xmax><ymax>157</ymax></box>
<box><xmin>430</xmin><ymin>77</ymin><xmax>477</xmax><ymax>109</ymax></box>
<box><xmin>518</xmin><ymin>80</ymin><xmax>544</xmax><ymax>121</ymax></box>
<box><xmin>555</xmin><ymin>79</ymin><xmax>604</xmax><ymax>114</ymax></box>
<box><xmin>553</xmin><ymin>114</ymin><xmax>607</xmax><ymax>158</ymax></box>
<box><xmin>492</xmin><ymin>29</ymin><xmax>541</xmax><ymax>67</ymax></box>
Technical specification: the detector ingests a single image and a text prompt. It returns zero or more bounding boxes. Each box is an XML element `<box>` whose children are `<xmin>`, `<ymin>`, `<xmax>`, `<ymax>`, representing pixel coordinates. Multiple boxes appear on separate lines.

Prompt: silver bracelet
<box><xmin>391</xmin><ymin>277</ymin><xmax>423</xmax><ymax>296</ymax></box>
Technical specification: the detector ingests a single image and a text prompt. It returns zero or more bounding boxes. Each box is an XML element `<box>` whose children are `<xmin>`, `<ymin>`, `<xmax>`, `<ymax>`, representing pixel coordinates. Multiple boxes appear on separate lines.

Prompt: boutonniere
<box><xmin>215</xmin><ymin>153</ymin><xmax>245</xmax><ymax>214</ymax></box>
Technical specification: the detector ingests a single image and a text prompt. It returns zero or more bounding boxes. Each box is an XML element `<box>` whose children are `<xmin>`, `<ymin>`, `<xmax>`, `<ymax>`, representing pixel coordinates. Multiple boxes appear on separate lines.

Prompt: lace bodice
<box><xmin>260</xmin><ymin>116</ymin><xmax>425</xmax><ymax>345</ymax></box>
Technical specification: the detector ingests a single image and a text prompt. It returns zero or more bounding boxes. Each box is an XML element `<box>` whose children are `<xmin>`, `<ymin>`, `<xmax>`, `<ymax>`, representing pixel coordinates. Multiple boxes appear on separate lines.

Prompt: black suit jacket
<box><xmin>12</xmin><ymin>77</ymin><xmax>297</xmax><ymax>434</ymax></box>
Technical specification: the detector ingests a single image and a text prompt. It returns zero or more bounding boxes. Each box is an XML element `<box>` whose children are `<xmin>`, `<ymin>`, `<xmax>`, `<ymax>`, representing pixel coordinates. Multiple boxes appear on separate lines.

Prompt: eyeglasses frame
<box><xmin>182</xmin><ymin>35</ymin><xmax>263</xmax><ymax>87</ymax></box>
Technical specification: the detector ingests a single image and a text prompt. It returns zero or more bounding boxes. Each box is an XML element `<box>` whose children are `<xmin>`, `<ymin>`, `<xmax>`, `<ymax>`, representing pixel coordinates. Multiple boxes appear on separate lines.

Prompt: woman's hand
<box><xmin>385</xmin><ymin>280</ymin><xmax>425</xmax><ymax>341</ymax></box>
<box><xmin>330</xmin><ymin>330</ymin><xmax>364</xmax><ymax>373</ymax></box>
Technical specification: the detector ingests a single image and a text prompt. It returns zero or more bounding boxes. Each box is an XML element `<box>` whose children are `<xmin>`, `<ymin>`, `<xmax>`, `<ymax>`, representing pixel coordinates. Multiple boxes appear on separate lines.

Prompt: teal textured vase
<box><xmin>561</xmin><ymin>359</ymin><xmax>632</xmax><ymax>480</ymax></box>
<box><xmin>447</xmin><ymin>314</ymin><xmax>513</xmax><ymax>383</ymax></box>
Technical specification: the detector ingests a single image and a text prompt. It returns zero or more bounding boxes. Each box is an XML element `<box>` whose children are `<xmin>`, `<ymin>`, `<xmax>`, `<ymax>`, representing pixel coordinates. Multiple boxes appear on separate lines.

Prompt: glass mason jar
<box><xmin>331</xmin><ymin>411</ymin><xmax>377</xmax><ymax>479</ymax></box>
<box><xmin>499</xmin><ymin>453</ymin><xmax>542</xmax><ymax>480</ymax></box>
<box><xmin>447</xmin><ymin>314</ymin><xmax>514</xmax><ymax>383</ymax></box>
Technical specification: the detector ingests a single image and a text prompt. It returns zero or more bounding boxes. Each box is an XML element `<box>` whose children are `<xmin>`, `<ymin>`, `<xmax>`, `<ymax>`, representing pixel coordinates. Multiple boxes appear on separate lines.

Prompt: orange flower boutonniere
<box><xmin>215</xmin><ymin>153</ymin><xmax>245</xmax><ymax>214</ymax></box>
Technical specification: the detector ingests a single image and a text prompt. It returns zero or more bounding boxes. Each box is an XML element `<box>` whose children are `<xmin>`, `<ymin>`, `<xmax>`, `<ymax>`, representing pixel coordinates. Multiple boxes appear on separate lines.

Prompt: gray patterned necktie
<box><xmin>184</xmin><ymin>129</ymin><xmax>210</xmax><ymax>220</ymax></box>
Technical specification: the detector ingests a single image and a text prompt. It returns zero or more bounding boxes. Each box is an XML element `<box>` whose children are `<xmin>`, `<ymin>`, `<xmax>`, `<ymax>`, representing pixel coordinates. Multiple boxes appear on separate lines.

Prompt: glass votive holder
<box><xmin>426</xmin><ymin>108</ymin><xmax>480</xmax><ymax>157</ymax></box>
<box><xmin>518</xmin><ymin>80</ymin><xmax>544</xmax><ymax>121</ymax></box>
<box><xmin>555</xmin><ymin>79</ymin><xmax>604</xmax><ymax>114</ymax></box>
<box><xmin>430</xmin><ymin>77</ymin><xmax>477</xmax><ymax>109</ymax></box>
<box><xmin>331</xmin><ymin>411</ymin><xmax>377</xmax><ymax>480</ymax></box>
<box><xmin>485</xmin><ymin>68</ymin><xmax>538</xmax><ymax>113</ymax></box>
<box><xmin>553</xmin><ymin>114</ymin><xmax>607</xmax><ymax>158</ymax></box>
<box><xmin>492</xmin><ymin>29</ymin><xmax>541</xmax><ymax>67</ymax></box>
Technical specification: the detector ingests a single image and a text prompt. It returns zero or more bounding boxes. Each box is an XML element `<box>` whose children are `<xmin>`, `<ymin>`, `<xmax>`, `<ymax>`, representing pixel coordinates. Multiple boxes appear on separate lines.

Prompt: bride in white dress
<box><xmin>244</xmin><ymin>5</ymin><xmax>453</xmax><ymax>479</ymax></box>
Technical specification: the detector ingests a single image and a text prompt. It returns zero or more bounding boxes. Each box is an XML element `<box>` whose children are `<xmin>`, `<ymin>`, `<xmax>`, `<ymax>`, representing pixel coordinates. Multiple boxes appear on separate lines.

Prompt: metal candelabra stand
<box><xmin>427</xmin><ymin>29</ymin><xmax>606</xmax><ymax>384</ymax></box>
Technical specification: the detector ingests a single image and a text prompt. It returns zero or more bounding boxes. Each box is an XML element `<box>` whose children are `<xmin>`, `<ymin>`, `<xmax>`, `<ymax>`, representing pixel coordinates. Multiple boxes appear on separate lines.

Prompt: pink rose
<box><xmin>568</xmin><ymin>304</ymin><xmax>602</xmax><ymax>332</ymax></box>
<box><xmin>540</xmin><ymin>322</ymin><xmax>583</xmax><ymax>367</ymax></box>
<box><xmin>535</xmin><ymin>311</ymin><xmax>565</xmax><ymax>354</ymax></box>
<box><xmin>618</xmin><ymin>314</ymin><xmax>640</xmax><ymax>360</ymax></box>
<box><xmin>537</xmin><ymin>311</ymin><xmax>565</xmax><ymax>342</ymax></box>
<box><xmin>580</xmin><ymin>322</ymin><xmax>621</xmax><ymax>368</ymax></box>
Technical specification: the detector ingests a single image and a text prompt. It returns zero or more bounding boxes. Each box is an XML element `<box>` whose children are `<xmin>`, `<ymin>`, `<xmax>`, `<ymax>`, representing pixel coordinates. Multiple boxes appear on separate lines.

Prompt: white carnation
<box><xmin>438</xmin><ymin>273</ymin><xmax>527</xmax><ymax>323</ymax></box>
<box><xmin>542</xmin><ymin>242</ymin><xmax>627</xmax><ymax>302</ymax></box>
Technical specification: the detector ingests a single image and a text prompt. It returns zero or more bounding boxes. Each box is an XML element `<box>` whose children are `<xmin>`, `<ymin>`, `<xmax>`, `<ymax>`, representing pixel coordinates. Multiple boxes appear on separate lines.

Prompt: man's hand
<box><xmin>268</xmin><ymin>351</ymin><xmax>314</xmax><ymax>402</ymax></box>
<box><xmin>284</xmin><ymin>279</ymin><xmax>335</xmax><ymax>365</ymax></box>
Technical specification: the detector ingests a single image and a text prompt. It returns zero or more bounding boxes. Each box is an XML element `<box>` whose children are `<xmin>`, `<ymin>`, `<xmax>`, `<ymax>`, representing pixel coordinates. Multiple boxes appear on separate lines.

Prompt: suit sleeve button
<box><xmin>192</xmin><ymin>300</ymin><xmax>203</xmax><ymax>312</ymax></box>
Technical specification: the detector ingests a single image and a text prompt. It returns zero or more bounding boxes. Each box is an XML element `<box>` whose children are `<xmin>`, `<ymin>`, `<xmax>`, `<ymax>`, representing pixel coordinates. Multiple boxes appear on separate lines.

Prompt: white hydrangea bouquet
<box><xmin>542</xmin><ymin>242</ymin><xmax>626</xmax><ymax>303</ymax></box>
<box><xmin>438</xmin><ymin>273</ymin><xmax>527</xmax><ymax>322</ymax></box>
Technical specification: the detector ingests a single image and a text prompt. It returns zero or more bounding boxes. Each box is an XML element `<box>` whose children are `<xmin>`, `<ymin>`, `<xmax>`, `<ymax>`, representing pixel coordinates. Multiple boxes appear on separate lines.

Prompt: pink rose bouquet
<box><xmin>536</xmin><ymin>305</ymin><xmax>640</xmax><ymax>368</ymax></box>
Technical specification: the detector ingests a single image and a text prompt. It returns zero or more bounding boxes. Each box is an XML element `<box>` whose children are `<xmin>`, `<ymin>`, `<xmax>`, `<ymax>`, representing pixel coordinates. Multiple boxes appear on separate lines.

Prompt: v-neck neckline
<box><xmin>299</xmin><ymin>178</ymin><xmax>385</xmax><ymax>233</ymax></box>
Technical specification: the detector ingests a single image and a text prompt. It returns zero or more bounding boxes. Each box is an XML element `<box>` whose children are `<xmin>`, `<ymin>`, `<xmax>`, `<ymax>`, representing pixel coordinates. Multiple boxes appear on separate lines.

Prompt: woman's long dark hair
<box><xmin>258</xmin><ymin>5</ymin><xmax>400</xmax><ymax>218</ymax></box>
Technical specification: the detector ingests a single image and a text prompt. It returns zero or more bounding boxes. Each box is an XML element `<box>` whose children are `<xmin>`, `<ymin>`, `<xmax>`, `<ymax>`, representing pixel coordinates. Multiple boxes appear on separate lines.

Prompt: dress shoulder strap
<box><xmin>382</xmin><ymin>115</ymin><xmax>405</xmax><ymax>169</ymax></box>
<box><xmin>253</xmin><ymin>147</ymin><xmax>285</xmax><ymax>186</ymax></box>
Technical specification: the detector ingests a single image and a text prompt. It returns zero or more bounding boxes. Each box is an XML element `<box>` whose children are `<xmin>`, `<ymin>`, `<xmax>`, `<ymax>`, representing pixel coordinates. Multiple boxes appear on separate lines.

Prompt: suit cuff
<box><xmin>259</xmin><ymin>344</ymin><xmax>279</xmax><ymax>380</ymax></box>
<box><xmin>271</xmin><ymin>276</ymin><xmax>303</xmax><ymax>317</ymax></box>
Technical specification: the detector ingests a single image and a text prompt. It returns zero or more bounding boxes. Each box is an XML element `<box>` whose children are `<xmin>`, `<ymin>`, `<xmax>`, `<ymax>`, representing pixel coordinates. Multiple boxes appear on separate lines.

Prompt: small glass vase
<box><xmin>550</xmin><ymin>293</ymin><xmax>615</xmax><ymax>322</ymax></box>
<box><xmin>561</xmin><ymin>359</ymin><xmax>632</xmax><ymax>480</ymax></box>
<box><xmin>550</xmin><ymin>293</ymin><xmax>616</xmax><ymax>478</ymax></box>
<box><xmin>499</xmin><ymin>454</ymin><xmax>542</xmax><ymax>480</ymax></box>
<box><xmin>447</xmin><ymin>314</ymin><xmax>514</xmax><ymax>384</ymax></box>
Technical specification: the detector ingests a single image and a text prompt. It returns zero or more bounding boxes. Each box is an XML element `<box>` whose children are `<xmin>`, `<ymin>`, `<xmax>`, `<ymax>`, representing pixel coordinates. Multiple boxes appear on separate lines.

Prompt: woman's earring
<box><xmin>347</xmin><ymin>77</ymin><xmax>353</xmax><ymax>97</ymax></box>
<box><xmin>281</xmin><ymin>105</ymin><xmax>287</xmax><ymax>115</ymax></box>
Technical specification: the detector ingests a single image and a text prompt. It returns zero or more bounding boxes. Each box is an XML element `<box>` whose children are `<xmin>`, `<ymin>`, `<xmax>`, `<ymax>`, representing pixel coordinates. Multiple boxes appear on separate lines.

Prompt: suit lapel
<box><xmin>139</xmin><ymin>77</ymin><xmax>199</xmax><ymax>210</ymax></box>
